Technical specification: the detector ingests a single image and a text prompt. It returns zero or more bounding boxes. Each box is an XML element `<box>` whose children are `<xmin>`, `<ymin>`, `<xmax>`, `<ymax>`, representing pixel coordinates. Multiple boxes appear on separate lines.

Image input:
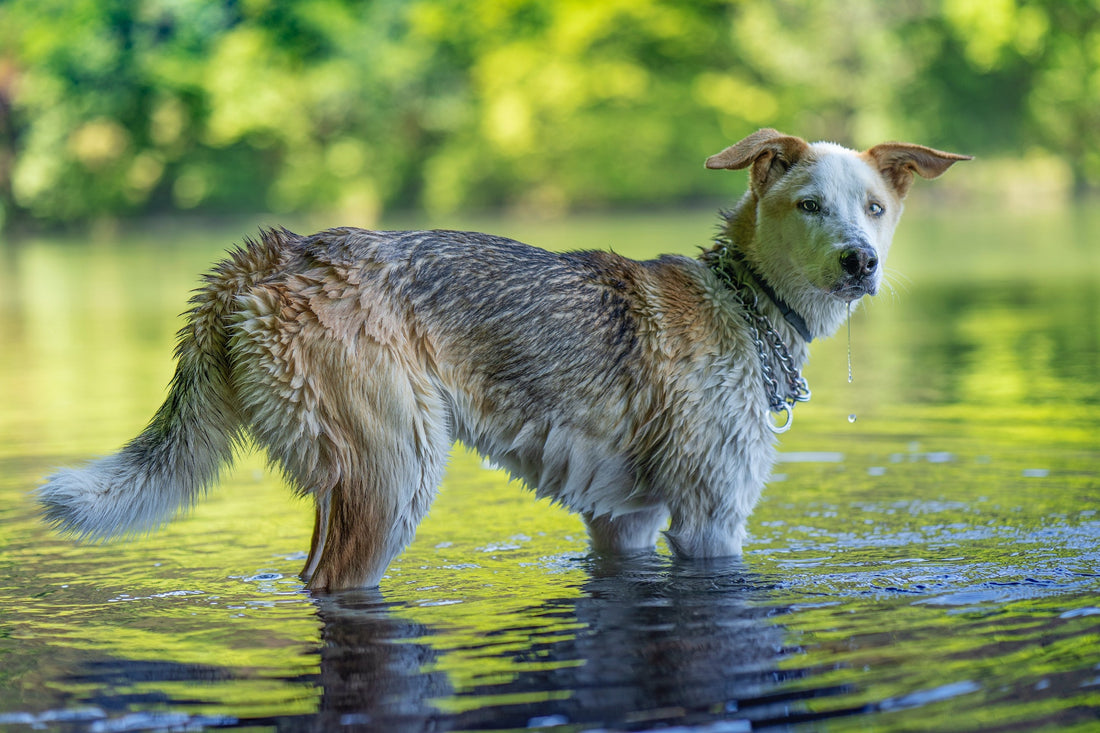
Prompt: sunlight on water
<box><xmin>0</xmin><ymin>207</ymin><xmax>1098</xmax><ymax>730</ymax></box>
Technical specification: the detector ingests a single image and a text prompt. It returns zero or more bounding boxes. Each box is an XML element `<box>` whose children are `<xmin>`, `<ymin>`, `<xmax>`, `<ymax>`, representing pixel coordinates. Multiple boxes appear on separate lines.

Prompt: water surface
<box><xmin>0</xmin><ymin>207</ymin><xmax>1098</xmax><ymax>731</ymax></box>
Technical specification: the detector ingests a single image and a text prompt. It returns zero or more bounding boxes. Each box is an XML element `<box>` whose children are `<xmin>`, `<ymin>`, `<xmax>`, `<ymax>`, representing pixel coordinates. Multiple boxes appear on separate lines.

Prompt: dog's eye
<box><xmin>868</xmin><ymin>201</ymin><xmax>885</xmax><ymax>217</ymax></box>
<box><xmin>797</xmin><ymin>199</ymin><xmax>821</xmax><ymax>214</ymax></box>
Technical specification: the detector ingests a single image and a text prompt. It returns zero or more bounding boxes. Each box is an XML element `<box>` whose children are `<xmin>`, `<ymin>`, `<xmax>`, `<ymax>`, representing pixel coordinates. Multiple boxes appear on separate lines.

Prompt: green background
<box><xmin>2</xmin><ymin>0</ymin><xmax>1097</xmax><ymax>229</ymax></box>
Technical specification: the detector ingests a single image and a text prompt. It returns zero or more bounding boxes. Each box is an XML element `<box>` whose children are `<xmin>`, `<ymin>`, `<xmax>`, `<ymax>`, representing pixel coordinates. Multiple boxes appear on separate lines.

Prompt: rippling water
<box><xmin>1</xmin><ymin>207</ymin><xmax>1097</xmax><ymax>731</ymax></box>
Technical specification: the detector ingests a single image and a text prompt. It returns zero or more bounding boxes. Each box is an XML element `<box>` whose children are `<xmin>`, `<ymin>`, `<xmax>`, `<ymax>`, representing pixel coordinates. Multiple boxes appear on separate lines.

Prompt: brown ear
<box><xmin>705</xmin><ymin>128</ymin><xmax>810</xmax><ymax>193</ymax></box>
<box><xmin>865</xmin><ymin>143</ymin><xmax>973</xmax><ymax>198</ymax></box>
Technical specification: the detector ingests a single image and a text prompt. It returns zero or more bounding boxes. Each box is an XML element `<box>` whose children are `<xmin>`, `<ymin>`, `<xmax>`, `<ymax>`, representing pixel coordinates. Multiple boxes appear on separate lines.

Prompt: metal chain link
<box><xmin>711</xmin><ymin>244</ymin><xmax>811</xmax><ymax>433</ymax></box>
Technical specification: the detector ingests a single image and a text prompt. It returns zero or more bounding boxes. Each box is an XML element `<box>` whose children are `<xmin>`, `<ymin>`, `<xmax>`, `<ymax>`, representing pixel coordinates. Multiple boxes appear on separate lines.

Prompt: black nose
<box><xmin>840</xmin><ymin>247</ymin><xmax>878</xmax><ymax>277</ymax></box>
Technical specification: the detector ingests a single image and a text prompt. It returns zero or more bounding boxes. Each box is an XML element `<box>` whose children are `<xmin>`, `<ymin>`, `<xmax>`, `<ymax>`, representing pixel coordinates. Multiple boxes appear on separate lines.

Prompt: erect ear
<box><xmin>864</xmin><ymin>143</ymin><xmax>973</xmax><ymax>199</ymax></box>
<box><xmin>705</xmin><ymin>128</ymin><xmax>811</xmax><ymax>193</ymax></box>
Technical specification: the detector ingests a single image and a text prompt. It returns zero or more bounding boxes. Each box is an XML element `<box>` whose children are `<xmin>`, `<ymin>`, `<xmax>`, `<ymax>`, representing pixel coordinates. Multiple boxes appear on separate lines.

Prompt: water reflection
<box><xmin>312</xmin><ymin>590</ymin><xmax>450</xmax><ymax>731</ymax></box>
<box><xmin>885</xmin><ymin>278</ymin><xmax>1100</xmax><ymax>407</ymax></box>
<box><xmin>309</xmin><ymin>556</ymin><xmax>819</xmax><ymax>730</ymax></box>
<box><xmin>48</xmin><ymin>559</ymin><xmax>807</xmax><ymax>730</ymax></box>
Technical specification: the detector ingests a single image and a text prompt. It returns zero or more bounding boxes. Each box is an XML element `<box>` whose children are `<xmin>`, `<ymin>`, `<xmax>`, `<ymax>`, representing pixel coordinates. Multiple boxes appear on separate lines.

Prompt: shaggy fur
<box><xmin>37</xmin><ymin>129</ymin><xmax>969</xmax><ymax>590</ymax></box>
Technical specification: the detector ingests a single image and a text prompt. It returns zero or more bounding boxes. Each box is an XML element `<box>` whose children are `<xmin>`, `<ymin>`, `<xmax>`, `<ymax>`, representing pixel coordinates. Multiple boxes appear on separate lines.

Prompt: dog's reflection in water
<box><xmin>311</xmin><ymin>590</ymin><xmax>449</xmax><ymax>729</ymax></box>
<box><xmin>310</xmin><ymin>556</ymin><xmax>800</xmax><ymax>731</ymax></box>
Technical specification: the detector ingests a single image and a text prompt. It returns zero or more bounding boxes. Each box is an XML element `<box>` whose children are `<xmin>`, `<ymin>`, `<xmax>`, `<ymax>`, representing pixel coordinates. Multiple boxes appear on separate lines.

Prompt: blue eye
<box><xmin>798</xmin><ymin>199</ymin><xmax>821</xmax><ymax>213</ymax></box>
<box><xmin>868</xmin><ymin>201</ymin><xmax>885</xmax><ymax>217</ymax></box>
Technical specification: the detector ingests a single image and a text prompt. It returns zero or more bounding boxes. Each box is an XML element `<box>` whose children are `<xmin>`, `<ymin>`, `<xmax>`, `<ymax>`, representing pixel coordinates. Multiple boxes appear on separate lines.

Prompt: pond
<box><xmin>0</xmin><ymin>204</ymin><xmax>1098</xmax><ymax>731</ymax></box>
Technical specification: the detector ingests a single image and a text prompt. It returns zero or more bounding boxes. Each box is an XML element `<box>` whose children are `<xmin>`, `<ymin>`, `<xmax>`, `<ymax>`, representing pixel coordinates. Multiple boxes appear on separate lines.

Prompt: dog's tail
<box><xmin>37</xmin><ymin>230</ymin><xmax>291</xmax><ymax>540</ymax></box>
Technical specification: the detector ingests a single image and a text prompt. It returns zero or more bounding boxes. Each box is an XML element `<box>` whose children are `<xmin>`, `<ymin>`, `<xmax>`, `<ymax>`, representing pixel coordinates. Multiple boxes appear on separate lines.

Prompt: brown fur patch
<box><xmin>862</xmin><ymin>143</ymin><xmax>973</xmax><ymax>198</ymax></box>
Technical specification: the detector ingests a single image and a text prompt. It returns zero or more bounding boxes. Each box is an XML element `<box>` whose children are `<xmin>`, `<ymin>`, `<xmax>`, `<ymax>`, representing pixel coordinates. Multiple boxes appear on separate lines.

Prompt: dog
<box><xmin>37</xmin><ymin>129</ymin><xmax>969</xmax><ymax>590</ymax></box>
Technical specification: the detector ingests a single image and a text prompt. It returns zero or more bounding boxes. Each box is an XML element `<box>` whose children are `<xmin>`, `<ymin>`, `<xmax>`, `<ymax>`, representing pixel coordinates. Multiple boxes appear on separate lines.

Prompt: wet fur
<box><xmin>37</xmin><ymin>129</ymin><xmax>968</xmax><ymax>590</ymax></box>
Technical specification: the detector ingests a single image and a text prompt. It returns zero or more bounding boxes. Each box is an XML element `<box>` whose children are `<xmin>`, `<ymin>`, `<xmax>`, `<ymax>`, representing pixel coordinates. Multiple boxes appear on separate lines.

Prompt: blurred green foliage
<box><xmin>0</xmin><ymin>0</ymin><xmax>1097</xmax><ymax>228</ymax></box>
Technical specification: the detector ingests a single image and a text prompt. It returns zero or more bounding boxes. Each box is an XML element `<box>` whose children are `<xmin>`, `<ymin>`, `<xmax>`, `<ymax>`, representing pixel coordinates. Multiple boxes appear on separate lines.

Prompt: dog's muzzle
<box><xmin>834</xmin><ymin>244</ymin><xmax>879</xmax><ymax>300</ymax></box>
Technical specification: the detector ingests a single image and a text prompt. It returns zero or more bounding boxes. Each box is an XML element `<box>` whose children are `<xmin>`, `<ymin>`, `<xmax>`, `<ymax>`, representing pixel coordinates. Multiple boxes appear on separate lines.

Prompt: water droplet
<box><xmin>848</xmin><ymin>414</ymin><xmax>857</xmax><ymax>423</ymax></box>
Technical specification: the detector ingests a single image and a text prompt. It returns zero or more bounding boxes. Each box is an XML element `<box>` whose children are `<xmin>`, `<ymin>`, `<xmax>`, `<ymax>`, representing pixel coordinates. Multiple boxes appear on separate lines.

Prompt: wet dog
<box><xmin>37</xmin><ymin>129</ymin><xmax>969</xmax><ymax>590</ymax></box>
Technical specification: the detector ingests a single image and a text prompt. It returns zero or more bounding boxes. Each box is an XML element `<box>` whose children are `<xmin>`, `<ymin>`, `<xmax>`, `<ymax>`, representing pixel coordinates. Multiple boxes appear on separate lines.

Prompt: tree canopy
<box><xmin>1</xmin><ymin>0</ymin><xmax>1096</xmax><ymax>228</ymax></box>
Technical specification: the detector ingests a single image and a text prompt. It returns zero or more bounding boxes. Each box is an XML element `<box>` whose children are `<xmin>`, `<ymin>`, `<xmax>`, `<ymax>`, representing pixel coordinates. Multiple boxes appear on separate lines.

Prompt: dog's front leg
<box><xmin>664</xmin><ymin>512</ymin><xmax>747</xmax><ymax>560</ymax></box>
<box><xmin>584</xmin><ymin>505</ymin><xmax>669</xmax><ymax>555</ymax></box>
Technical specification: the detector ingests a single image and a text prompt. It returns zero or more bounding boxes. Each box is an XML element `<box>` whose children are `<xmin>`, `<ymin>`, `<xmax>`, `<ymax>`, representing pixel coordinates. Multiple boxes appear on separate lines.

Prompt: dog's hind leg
<box><xmin>275</xmin><ymin>381</ymin><xmax>449</xmax><ymax>591</ymax></box>
<box><xmin>306</xmin><ymin>459</ymin><xmax>442</xmax><ymax>591</ymax></box>
<box><xmin>293</xmin><ymin>370</ymin><xmax>450</xmax><ymax>591</ymax></box>
<box><xmin>301</xmin><ymin>493</ymin><xmax>330</xmax><ymax>583</ymax></box>
<box><xmin>584</xmin><ymin>505</ymin><xmax>669</xmax><ymax>555</ymax></box>
<box><xmin>232</xmin><ymin>282</ymin><xmax>450</xmax><ymax>591</ymax></box>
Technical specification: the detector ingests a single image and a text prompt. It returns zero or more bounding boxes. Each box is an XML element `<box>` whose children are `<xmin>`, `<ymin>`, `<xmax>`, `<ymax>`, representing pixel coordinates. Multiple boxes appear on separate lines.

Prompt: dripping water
<box><xmin>847</xmin><ymin>301</ymin><xmax>853</xmax><ymax>384</ymax></box>
<box><xmin>847</xmin><ymin>301</ymin><xmax>856</xmax><ymax>424</ymax></box>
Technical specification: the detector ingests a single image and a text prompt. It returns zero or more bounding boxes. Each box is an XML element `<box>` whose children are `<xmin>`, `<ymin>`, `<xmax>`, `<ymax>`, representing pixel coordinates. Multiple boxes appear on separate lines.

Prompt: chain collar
<box><xmin>710</xmin><ymin>243</ymin><xmax>811</xmax><ymax>433</ymax></box>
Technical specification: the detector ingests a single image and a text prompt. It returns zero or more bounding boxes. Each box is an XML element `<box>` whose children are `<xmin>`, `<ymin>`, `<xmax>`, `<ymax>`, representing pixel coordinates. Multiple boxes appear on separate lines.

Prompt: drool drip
<box><xmin>847</xmin><ymin>301</ymin><xmax>853</xmax><ymax>384</ymax></box>
<box><xmin>847</xmin><ymin>301</ymin><xmax>857</xmax><ymax>424</ymax></box>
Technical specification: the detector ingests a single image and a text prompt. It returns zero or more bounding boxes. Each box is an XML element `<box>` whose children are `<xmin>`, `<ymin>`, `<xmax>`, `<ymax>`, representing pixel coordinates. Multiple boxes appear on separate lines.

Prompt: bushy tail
<box><xmin>37</xmin><ymin>231</ymin><xmax>289</xmax><ymax>539</ymax></box>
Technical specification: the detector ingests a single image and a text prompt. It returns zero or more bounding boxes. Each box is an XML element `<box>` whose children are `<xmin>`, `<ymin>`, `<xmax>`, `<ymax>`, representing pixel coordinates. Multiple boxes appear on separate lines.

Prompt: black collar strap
<box><xmin>717</xmin><ymin>247</ymin><xmax>814</xmax><ymax>343</ymax></box>
<box><xmin>737</xmin><ymin>260</ymin><xmax>814</xmax><ymax>343</ymax></box>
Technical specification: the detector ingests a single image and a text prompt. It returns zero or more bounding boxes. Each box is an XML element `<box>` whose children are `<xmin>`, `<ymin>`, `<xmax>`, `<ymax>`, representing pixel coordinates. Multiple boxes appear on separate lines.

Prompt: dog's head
<box><xmin>706</xmin><ymin>129</ymin><xmax>970</xmax><ymax>313</ymax></box>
